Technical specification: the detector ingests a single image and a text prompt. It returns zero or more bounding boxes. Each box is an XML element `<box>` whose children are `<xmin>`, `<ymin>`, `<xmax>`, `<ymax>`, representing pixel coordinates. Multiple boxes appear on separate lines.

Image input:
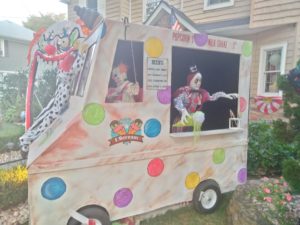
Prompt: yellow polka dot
<box><xmin>185</xmin><ymin>172</ymin><xmax>201</xmax><ymax>190</ymax></box>
<box><xmin>145</xmin><ymin>37</ymin><xmax>163</xmax><ymax>57</ymax></box>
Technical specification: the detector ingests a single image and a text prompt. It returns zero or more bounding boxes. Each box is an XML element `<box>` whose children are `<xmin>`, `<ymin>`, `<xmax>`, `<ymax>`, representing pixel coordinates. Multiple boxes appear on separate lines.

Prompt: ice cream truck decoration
<box><xmin>20</xmin><ymin>6</ymin><xmax>252</xmax><ymax>225</ymax></box>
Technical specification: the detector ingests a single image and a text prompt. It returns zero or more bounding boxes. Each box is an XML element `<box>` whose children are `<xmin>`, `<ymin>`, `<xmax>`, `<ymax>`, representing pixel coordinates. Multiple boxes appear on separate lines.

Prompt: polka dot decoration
<box><xmin>193</xmin><ymin>33</ymin><xmax>208</xmax><ymax>47</ymax></box>
<box><xmin>148</xmin><ymin>158</ymin><xmax>164</xmax><ymax>177</ymax></box>
<box><xmin>41</xmin><ymin>177</ymin><xmax>66</xmax><ymax>200</ymax></box>
<box><xmin>213</xmin><ymin>148</ymin><xmax>225</xmax><ymax>164</ymax></box>
<box><xmin>144</xmin><ymin>119</ymin><xmax>161</xmax><ymax>138</ymax></box>
<box><xmin>185</xmin><ymin>172</ymin><xmax>201</xmax><ymax>189</ymax></box>
<box><xmin>145</xmin><ymin>37</ymin><xmax>163</xmax><ymax>58</ymax></box>
<box><xmin>157</xmin><ymin>86</ymin><xmax>171</xmax><ymax>104</ymax></box>
<box><xmin>239</xmin><ymin>97</ymin><xmax>247</xmax><ymax>113</ymax></box>
<box><xmin>82</xmin><ymin>103</ymin><xmax>105</xmax><ymax>125</ymax></box>
<box><xmin>242</xmin><ymin>41</ymin><xmax>252</xmax><ymax>57</ymax></box>
<box><xmin>238</xmin><ymin>168</ymin><xmax>247</xmax><ymax>183</ymax></box>
<box><xmin>114</xmin><ymin>188</ymin><xmax>133</xmax><ymax>208</ymax></box>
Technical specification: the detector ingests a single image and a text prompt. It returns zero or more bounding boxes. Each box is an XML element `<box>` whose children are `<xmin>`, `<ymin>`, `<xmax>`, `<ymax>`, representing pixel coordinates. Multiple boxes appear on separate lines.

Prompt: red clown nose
<box><xmin>44</xmin><ymin>44</ymin><xmax>56</xmax><ymax>55</ymax></box>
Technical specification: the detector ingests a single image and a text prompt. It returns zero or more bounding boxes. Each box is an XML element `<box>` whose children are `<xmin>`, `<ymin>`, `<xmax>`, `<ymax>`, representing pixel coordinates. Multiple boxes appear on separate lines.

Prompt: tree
<box><xmin>0</xmin><ymin>71</ymin><xmax>27</xmax><ymax>122</ymax></box>
<box><xmin>276</xmin><ymin>59</ymin><xmax>300</xmax><ymax>147</ymax></box>
<box><xmin>0</xmin><ymin>69</ymin><xmax>57</xmax><ymax>123</ymax></box>
<box><xmin>276</xmin><ymin>59</ymin><xmax>300</xmax><ymax>193</ymax></box>
<box><xmin>23</xmin><ymin>13</ymin><xmax>65</xmax><ymax>31</ymax></box>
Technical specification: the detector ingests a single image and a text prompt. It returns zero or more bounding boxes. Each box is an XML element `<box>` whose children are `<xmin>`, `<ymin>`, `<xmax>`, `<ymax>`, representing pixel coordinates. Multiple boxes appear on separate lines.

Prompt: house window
<box><xmin>87</xmin><ymin>0</ymin><xmax>97</xmax><ymax>11</ymax></box>
<box><xmin>258</xmin><ymin>43</ymin><xmax>287</xmax><ymax>96</ymax></box>
<box><xmin>0</xmin><ymin>39</ymin><xmax>5</xmax><ymax>57</ymax></box>
<box><xmin>204</xmin><ymin>0</ymin><xmax>234</xmax><ymax>10</ymax></box>
<box><xmin>143</xmin><ymin>0</ymin><xmax>161</xmax><ymax>21</ymax></box>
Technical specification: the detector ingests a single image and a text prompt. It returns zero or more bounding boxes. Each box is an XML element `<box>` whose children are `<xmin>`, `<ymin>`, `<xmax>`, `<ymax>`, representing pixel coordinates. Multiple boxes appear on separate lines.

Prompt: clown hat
<box><xmin>187</xmin><ymin>65</ymin><xmax>202</xmax><ymax>85</ymax></box>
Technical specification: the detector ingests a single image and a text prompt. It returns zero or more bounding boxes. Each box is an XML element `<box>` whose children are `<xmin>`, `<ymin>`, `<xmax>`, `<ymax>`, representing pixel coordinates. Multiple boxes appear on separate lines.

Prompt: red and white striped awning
<box><xmin>254</xmin><ymin>96</ymin><xmax>283</xmax><ymax>114</ymax></box>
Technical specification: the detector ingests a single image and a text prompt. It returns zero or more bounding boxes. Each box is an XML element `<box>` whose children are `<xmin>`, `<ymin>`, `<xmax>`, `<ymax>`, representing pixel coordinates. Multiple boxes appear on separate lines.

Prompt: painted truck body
<box><xmin>27</xmin><ymin>19</ymin><xmax>251</xmax><ymax>224</ymax></box>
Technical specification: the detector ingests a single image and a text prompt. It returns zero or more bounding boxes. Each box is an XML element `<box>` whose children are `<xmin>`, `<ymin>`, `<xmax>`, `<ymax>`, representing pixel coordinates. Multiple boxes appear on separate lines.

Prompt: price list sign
<box><xmin>147</xmin><ymin>58</ymin><xmax>168</xmax><ymax>90</ymax></box>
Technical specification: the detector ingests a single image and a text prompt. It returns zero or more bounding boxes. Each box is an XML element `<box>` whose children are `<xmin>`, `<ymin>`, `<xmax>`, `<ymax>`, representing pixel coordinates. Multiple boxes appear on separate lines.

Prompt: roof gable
<box><xmin>0</xmin><ymin>20</ymin><xmax>34</xmax><ymax>42</ymax></box>
<box><xmin>143</xmin><ymin>0</ymin><xmax>199</xmax><ymax>33</ymax></box>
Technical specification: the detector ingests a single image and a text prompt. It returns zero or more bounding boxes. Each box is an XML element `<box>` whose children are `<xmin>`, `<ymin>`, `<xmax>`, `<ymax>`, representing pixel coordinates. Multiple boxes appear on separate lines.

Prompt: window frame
<box><xmin>257</xmin><ymin>42</ymin><xmax>287</xmax><ymax>97</ymax></box>
<box><xmin>143</xmin><ymin>0</ymin><xmax>161</xmax><ymax>21</ymax></box>
<box><xmin>0</xmin><ymin>39</ymin><xmax>5</xmax><ymax>57</ymax></box>
<box><xmin>203</xmin><ymin>0</ymin><xmax>234</xmax><ymax>11</ymax></box>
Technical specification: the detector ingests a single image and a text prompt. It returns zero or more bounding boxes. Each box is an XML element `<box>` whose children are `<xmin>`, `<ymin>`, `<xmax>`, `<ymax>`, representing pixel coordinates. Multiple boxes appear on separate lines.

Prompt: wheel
<box><xmin>192</xmin><ymin>180</ymin><xmax>222</xmax><ymax>213</ymax></box>
<box><xmin>67</xmin><ymin>205</ymin><xmax>111</xmax><ymax>225</ymax></box>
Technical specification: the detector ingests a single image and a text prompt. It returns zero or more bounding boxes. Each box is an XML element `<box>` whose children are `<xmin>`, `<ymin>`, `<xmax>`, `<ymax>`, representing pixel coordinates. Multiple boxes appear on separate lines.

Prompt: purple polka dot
<box><xmin>238</xmin><ymin>168</ymin><xmax>247</xmax><ymax>183</ymax></box>
<box><xmin>157</xmin><ymin>86</ymin><xmax>171</xmax><ymax>104</ymax></box>
<box><xmin>113</xmin><ymin>188</ymin><xmax>133</xmax><ymax>208</ymax></box>
<box><xmin>194</xmin><ymin>33</ymin><xmax>208</xmax><ymax>47</ymax></box>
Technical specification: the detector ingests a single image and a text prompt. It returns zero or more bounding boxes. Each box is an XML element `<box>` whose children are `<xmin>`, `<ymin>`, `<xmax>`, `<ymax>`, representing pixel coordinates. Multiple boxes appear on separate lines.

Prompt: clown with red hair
<box><xmin>105</xmin><ymin>63</ymin><xmax>141</xmax><ymax>103</ymax></box>
<box><xmin>173</xmin><ymin>65</ymin><xmax>237</xmax><ymax>127</ymax></box>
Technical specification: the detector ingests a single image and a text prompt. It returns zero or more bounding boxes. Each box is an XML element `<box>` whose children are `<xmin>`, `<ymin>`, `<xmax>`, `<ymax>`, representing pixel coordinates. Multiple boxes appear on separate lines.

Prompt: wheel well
<box><xmin>199</xmin><ymin>179</ymin><xmax>220</xmax><ymax>189</ymax></box>
<box><xmin>76</xmin><ymin>204</ymin><xmax>109</xmax><ymax>216</ymax></box>
<box><xmin>67</xmin><ymin>204</ymin><xmax>110</xmax><ymax>225</ymax></box>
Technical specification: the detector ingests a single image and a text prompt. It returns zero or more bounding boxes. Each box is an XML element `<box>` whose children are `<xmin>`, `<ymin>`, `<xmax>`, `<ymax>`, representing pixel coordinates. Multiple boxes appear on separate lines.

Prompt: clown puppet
<box><xmin>173</xmin><ymin>65</ymin><xmax>237</xmax><ymax>130</ymax></box>
<box><xmin>105</xmin><ymin>63</ymin><xmax>141</xmax><ymax>103</ymax></box>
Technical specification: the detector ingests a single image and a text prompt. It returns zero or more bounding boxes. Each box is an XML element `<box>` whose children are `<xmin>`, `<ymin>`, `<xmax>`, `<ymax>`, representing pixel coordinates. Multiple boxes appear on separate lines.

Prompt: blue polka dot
<box><xmin>144</xmin><ymin>119</ymin><xmax>161</xmax><ymax>138</ymax></box>
<box><xmin>41</xmin><ymin>177</ymin><xmax>66</xmax><ymax>200</ymax></box>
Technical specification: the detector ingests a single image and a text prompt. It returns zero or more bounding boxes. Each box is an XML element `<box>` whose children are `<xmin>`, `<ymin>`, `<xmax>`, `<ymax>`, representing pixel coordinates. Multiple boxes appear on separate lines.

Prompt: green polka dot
<box><xmin>242</xmin><ymin>41</ymin><xmax>252</xmax><ymax>57</ymax></box>
<box><xmin>82</xmin><ymin>103</ymin><xmax>105</xmax><ymax>125</ymax></box>
<box><xmin>213</xmin><ymin>148</ymin><xmax>225</xmax><ymax>164</ymax></box>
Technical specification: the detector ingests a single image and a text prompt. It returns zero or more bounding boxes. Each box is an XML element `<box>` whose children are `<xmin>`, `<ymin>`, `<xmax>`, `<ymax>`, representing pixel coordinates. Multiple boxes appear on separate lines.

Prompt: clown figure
<box><xmin>105</xmin><ymin>63</ymin><xmax>141</xmax><ymax>103</ymax></box>
<box><xmin>173</xmin><ymin>65</ymin><xmax>237</xmax><ymax>128</ymax></box>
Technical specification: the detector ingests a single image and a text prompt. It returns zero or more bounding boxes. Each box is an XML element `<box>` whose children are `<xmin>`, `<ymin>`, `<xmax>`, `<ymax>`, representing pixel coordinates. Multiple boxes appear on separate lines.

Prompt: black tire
<box><xmin>67</xmin><ymin>205</ymin><xmax>111</xmax><ymax>225</ymax></box>
<box><xmin>192</xmin><ymin>180</ymin><xmax>222</xmax><ymax>214</ymax></box>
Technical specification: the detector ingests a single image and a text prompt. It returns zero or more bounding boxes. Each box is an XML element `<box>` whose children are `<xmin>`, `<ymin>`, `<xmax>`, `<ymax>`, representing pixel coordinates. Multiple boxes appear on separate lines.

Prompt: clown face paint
<box><xmin>190</xmin><ymin>73</ymin><xmax>202</xmax><ymax>90</ymax></box>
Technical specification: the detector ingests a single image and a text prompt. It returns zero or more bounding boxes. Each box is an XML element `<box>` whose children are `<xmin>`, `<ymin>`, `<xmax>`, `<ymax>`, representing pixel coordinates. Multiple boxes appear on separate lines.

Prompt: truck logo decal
<box><xmin>109</xmin><ymin>118</ymin><xmax>144</xmax><ymax>146</ymax></box>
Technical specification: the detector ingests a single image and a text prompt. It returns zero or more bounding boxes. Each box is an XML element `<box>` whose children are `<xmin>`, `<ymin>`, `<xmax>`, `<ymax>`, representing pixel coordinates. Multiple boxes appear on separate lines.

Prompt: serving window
<box><xmin>105</xmin><ymin>40</ymin><xmax>144</xmax><ymax>103</ymax></box>
<box><xmin>170</xmin><ymin>47</ymin><xmax>240</xmax><ymax>133</ymax></box>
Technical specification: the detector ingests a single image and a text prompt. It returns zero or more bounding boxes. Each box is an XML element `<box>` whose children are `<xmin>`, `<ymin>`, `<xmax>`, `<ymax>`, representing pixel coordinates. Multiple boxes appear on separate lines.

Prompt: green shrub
<box><xmin>0</xmin><ymin>122</ymin><xmax>25</xmax><ymax>153</ymax></box>
<box><xmin>248</xmin><ymin>121</ymin><xmax>296</xmax><ymax>176</ymax></box>
<box><xmin>282</xmin><ymin>159</ymin><xmax>300</xmax><ymax>194</ymax></box>
<box><xmin>0</xmin><ymin>166</ymin><xmax>28</xmax><ymax>210</ymax></box>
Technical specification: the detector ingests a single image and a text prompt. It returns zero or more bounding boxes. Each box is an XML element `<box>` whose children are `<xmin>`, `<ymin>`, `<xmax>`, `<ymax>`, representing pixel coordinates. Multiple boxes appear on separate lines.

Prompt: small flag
<box><xmin>170</xmin><ymin>8</ymin><xmax>182</xmax><ymax>31</ymax></box>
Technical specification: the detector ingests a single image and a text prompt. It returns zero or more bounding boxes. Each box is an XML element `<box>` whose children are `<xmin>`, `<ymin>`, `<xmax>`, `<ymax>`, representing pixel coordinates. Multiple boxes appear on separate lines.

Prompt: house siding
<box><xmin>294</xmin><ymin>22</ymin><xmax>300</xmax><ymax>65</ymax></box>
<box><xmin>250</xmin><ymin>0</ymin><xmax>300</xmax><ymax>28</ymax></box>
<box><xmin>182</xmin><ymin>0</ymin><xmax>250</xmax><ymax>24</ymax></box>
<box><xmin>121</xmin><ymin>0</ymin><xmax>130</xmax><ymax>20</ymax></box>
<box><xmin>131</xmin><ymin>0</ymin><xmax>143</xmax><ymax>23</ymax></box>
<box><xmin>106</xmin><ymin>0</ymin><xmax>121</xmax><ymax>21</ymax></box>
<box><xmin>0</xmin><ymin>40</ymin><xmax>29</xmax><ymax>72</ymax></box>
<box><xmin>239</xmin><ymin>25</ymin><xmax>296</xmax><ymax>120</ymax></box>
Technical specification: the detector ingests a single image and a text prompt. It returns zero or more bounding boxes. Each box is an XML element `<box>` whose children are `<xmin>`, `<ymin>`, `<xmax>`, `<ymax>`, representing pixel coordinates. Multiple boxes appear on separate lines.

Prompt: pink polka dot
<box><xmin>240</xmin><ymin>97</ymin><xmax>247</xmax><ymax>113</ymax></box>
<box><xmin>148</xmin><ymin>158</ymin><xmax>164</xmax><ymax>177</ymax></box>
<box><xmin>157</xmin><ymin>86</ymin><xmax>171</xmax><ymax>104</ymax></box>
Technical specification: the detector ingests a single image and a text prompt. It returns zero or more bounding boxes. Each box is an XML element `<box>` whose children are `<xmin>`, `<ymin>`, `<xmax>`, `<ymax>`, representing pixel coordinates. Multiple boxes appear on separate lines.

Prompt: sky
<box><xmin>0</xmin><ymin>0</ymin><xmax>67</xmax><ymax>25</ymax></box>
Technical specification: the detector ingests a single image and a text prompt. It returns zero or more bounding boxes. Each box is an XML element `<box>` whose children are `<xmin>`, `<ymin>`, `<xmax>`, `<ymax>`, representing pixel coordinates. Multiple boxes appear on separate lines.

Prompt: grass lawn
<box><xmin>18</xmin><ymin>193</ymin><xmax>232</xmax><ymax>225</ymax></box>
<box><xmin>140</xmin><ymin>192</ymin><xmax>232</xmax><ymax>225</ymax></box>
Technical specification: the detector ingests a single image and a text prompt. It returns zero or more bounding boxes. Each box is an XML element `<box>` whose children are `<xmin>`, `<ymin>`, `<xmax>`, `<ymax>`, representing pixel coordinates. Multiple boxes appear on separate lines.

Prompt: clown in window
<box><xmin>173</xmin><ymin>65</ymin><xmax>237</xmax><ymax>131</ymax></box>
<box><xmin>105</xmin><ymin>63</ymin><xmax>142</xmax><ymax>103</ymax></box>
